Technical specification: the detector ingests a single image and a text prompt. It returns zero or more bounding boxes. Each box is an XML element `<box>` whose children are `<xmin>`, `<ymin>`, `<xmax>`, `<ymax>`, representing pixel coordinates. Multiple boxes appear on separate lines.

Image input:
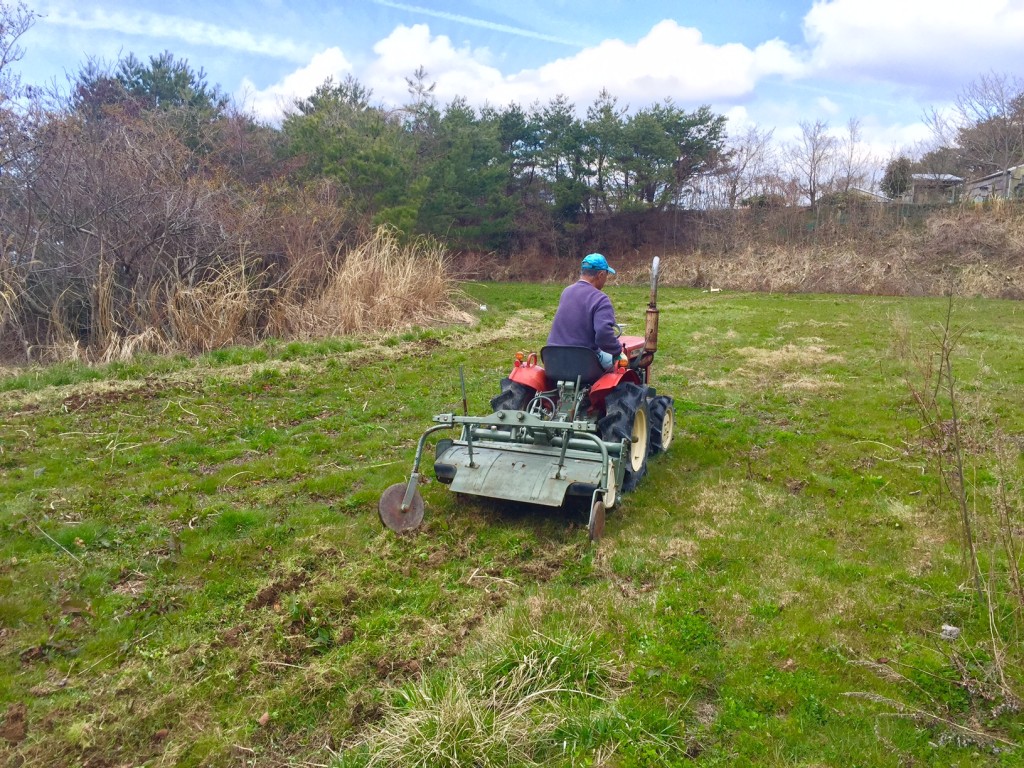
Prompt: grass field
<box><xmin>1</xmin><ymin>282</ymin><xmax>1022</xmax><ymax>767</ymax></box>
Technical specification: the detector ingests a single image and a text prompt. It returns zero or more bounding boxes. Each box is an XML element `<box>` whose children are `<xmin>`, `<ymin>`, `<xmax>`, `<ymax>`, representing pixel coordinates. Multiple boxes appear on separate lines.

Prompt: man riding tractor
<box><xmin>378</xmin><ymin>256</ymin><xmax>674</xmax><ymax>540</ymax></box>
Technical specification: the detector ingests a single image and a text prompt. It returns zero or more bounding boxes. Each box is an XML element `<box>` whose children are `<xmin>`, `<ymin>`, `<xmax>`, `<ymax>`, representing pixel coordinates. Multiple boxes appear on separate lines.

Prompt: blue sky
<box><xmin>14</xmin><ymin>1</ymin><xmax>1024</xmax><ymax>159</ymax></box>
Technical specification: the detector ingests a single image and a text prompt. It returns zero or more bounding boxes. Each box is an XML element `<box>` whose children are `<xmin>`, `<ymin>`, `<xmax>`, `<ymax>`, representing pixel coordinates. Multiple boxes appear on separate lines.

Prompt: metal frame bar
<box><xmin>401</xmin><ymin>423</ymin><xmax>455</xmax><ymax>511</ymax></box>
<box><xmin>427</xmin><ymin>412</ymin><xmax>620</xmax><ymax>508</ymax></box>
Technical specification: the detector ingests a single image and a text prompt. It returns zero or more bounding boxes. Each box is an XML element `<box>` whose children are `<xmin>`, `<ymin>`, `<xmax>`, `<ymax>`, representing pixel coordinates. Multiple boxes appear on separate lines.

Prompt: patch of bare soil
<box><xmin>348</xmin><ymin>694</ymin><xmax>385</xmax><ymax>728</ymax></box>
<box><xmin>246</xmin><ymin>571</ymin><xmax>309</xmax><ymax>611</ymax></box>
<box><xmin>218</xmin><ymin>626</ymin><xmax>244</xmax><ymax>648</ymax></box>
<box><xmin>374</xmin><ymin>656</ymin><xmax>422</xmax><ymax>681</ymax></box>
<box><xmin>517</xmin><ymin>553</ymin><xmax>566</xmax><ymax>582</ymax></box>
<box><xmin>60</xmin><ymin>380</ymin><xmax>174</xmax><ymax>413</ymax></box>
<box><xmin>112</xmin><ymin>572</ymin><xmax>147</xmax><ymax>597</ymax></box>
<box><xmin>0</xmin><ymin>702</ymin><xmax>27</xmax><ymax>744</ymax></box>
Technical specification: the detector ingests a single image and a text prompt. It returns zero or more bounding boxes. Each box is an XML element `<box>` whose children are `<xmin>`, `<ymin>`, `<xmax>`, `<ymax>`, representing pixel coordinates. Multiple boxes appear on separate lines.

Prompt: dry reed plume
<box><xmin>278</xmin><ymin>226</ymin><xmax>473</xmax><ymax>339</ymax></box>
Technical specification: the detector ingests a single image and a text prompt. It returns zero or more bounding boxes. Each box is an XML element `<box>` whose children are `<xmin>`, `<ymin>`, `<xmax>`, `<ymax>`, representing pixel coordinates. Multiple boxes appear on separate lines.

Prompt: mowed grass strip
<box><xmin>1</xmin><ymin>286</ymin><xmax>1022</xmax><ymax>766</ymax></box>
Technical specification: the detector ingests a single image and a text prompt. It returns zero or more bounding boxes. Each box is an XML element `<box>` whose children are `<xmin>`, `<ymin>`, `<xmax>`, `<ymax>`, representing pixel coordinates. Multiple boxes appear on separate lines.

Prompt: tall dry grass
<box><xmin>275</xmin><ymin>226</ymin><xmax>472</xmax><ymax>339</ymax></box>
<box><xmin>450</xmin><ymin>201</ymin><xmax>1024</xmax><ymax>299</ymax></box>
<box><xmin>0</xmin><ymin>225</ymin><xmax>469</xmax><ymax>364</ymax></box>
<box><xmin>630</xmin><ymin>202</ymin><xmax>1024</xmax><ymax>298</ymax></box>
<box><xmin>165</xmin><ymin>254</ymin><xmax>268</xmax><ymax>354</ymax></box>
<box><xmin>0</xmin><ymin>238</ymin><xmax>27</xmax><ymax>359</ymax></box>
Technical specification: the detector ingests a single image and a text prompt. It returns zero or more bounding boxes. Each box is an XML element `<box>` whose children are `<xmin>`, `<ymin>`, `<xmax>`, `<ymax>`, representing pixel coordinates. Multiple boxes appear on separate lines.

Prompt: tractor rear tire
<box><xmin>490</xmin><ymin>378</ymin><xmax>535</xmax><ymax>411</ymax></box>
<box><xmin>648</xmin><ymin>395</ymin><xmax>675</xmax><ymax>455</ymax></box>
<box><xmin>598</xmin><ymin>383</ymin><xmax>650</xmax><ymax>492</ymax></box>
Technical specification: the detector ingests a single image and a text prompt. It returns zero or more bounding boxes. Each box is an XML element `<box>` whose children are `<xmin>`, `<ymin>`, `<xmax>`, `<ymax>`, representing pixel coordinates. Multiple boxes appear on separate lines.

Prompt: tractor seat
<box><xmin>541</xmin><ymin>345</ymin><xmax>606</xmax><ymax>387</ymax></box>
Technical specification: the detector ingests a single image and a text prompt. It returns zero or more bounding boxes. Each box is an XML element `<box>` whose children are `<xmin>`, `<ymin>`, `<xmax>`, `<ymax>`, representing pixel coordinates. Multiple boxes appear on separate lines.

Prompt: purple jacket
<box><xmin>547</xmin><ymin>280</ymin><xmax>621</xmax><ymax>354</ymax></box>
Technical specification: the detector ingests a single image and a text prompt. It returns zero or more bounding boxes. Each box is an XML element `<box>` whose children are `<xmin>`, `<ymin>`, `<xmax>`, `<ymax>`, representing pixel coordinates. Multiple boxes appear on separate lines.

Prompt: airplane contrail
<box><xmin>40</xmin><ymin>5</ymin><xmax>312</xmax><ymax>62</ymax></box>
<box><xmin>374</xmin><ymin>0</ymin><xmax>585</xmax><ymax>48</ymax></box>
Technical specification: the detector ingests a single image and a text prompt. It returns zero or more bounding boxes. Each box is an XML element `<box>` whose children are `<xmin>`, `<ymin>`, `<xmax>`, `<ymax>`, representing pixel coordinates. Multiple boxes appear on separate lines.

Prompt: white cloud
<box><xmin>241</xmin><ymin>47</ymin><xmax>352</xmax><ymax>122</ymax></box>
<box><xmin>516</xmin><ymin>21</ymin><xmax>805</xmax><ymax>107</ymax></box>
<box><xmin>861</xmin><ymin>120</ymin><xmax>935</xmax><ymax>159</ymax></box>
<box><xmin>238</xmin><ymin>20</ymin><xmax>810</xmax><ymax>128</ymax></box>
<box><xmin>238</xmin><ymin>8</ymin><xmax>993</xmax><ymax>147</ymax></box>
<box><xmin>803</xmin><ymin>0</ymin><xmax>1024</xmax><ymax>88</ymax></box>
<box><xmin>816</xmin><ymin>96</ymin><xmax>840</xmax><ymax>114</ymax></box>
<box><xmin>724</xmin><ymin>105</ymin><xmax>753</xmax><ymax>131</ymax></box>
<box><xmin>363</xmin><ymin>24</ymin><xmax>506</xmax><ymax>107</ymax></box>
<box><xmin>354</xmin><ymin>20</ymin><xmax>804</xmax><ymax>111</ymax></box>
<box><xmin>40</xmin><ymin>3</ymin><xmax>312</xmax><ymax>62</ymax></box>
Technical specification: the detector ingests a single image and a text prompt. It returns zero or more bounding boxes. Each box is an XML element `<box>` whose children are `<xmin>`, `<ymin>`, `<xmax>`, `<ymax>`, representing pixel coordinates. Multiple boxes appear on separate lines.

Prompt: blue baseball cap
<box><xmin>581</xmin><ymin>253</ymin><xmax>615</xmax><ymax>274</ymax></box>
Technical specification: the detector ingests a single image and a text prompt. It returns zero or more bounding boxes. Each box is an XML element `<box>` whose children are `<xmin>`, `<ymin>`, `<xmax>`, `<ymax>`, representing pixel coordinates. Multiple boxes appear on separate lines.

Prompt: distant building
<box><xmin>848</xmin><ymin>186</ymin><xmax>889</xmax><ymax>204</ymax></box>
<box><xmin>904</xmin><ymin>174</ymin><xmax>962</xmax><ymax>204</ymax></box>
<box><xmin>964</xmin><ymin>165</ymin><xmax>1024</xmax><ymax>202</ymax></box>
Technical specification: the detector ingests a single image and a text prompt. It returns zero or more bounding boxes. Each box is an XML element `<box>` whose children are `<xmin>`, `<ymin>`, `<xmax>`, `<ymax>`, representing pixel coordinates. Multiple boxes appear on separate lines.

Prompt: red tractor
<box><xmin>379</xmin><ymin>257</ymin><xmax>674</xmax><ymax>540</ymax></box>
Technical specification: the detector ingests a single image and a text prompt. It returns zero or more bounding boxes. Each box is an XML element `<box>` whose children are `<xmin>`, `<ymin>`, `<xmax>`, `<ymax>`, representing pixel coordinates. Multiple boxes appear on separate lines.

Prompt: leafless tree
<box><xmin>0</xmin><ymin>1</ymin><xmax>34</xmax><ymax>172</ymax></box>
<box><xmin>786</xmin><ymin>119</ymin><xmax>839</xmax><ymax>206</ymax></box>
<box><xmin>926</xmin><ymin>71</ymin><xmax>1024</xmax><ymax>190</ymax></box>
<box><xmin>719</xmin><ymin>125</ymin><xmax>778</xmax><ymax>208</ymax></box>
<box><xmin>0</xmin><ymin>1</ymin><xmax>33</xmax><ymax>98</ymax></box>
<box><xmin>836</xmin><ymin>117</ymin><xmax>874</xmax><ymax>193</ymax></box>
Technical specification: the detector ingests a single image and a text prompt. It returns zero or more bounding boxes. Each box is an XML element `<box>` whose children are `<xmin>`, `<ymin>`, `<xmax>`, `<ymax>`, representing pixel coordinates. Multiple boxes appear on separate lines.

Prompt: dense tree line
<box><xmin>3</xmin><ymin>8</ymin><xmax>733</xmax><ymax>263</ymax></box>
<box><xmin>4</xmin><ymin>0</ymin><xmax>1024</xmax><ymax>358</ymax></box>
<box><xmin>280</xmin><ymin>78</ymin><xmax>729</xmax><ymax>252</ymax></box>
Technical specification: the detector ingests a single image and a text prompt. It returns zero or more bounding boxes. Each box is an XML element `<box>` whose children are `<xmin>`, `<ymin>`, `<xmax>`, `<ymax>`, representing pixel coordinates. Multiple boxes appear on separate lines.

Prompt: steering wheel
<box><xmin>612</xmin><ymin>322</ymin><xmax>623</xmax><ymax>338</ymax></box>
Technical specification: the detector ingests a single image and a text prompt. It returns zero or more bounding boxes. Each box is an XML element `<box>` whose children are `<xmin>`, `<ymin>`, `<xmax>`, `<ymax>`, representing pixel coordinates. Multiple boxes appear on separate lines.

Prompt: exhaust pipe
<box><xmin>641</xmin><ymin>256</ymin><xmax>660</xmax><ymax>379</ymax></box>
